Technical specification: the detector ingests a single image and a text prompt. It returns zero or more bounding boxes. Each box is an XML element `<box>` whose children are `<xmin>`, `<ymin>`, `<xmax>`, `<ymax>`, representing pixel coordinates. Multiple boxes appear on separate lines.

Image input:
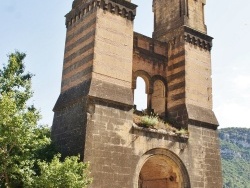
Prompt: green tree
<box><xmin>32</xmin><ymin>155</ymin><xmax>91</xmax><ymax>188</ymax></box>
<box><xmin>0</xmin><ymin>51</ymin><xmax>92</xmax><ymax>187</ymax></box>
<box><xmin>0</xmin><ymin>51</ymin><xmax>45</xmax><ymax>187</ymax></box>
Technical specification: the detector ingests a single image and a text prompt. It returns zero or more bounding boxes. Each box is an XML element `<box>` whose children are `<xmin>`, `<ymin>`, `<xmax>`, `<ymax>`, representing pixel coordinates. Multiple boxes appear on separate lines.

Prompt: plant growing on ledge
<box><xmin>176</xmin><ymin>128</ymin><xmax>188</xmax><ymax>136</ymax></box>
<box><xmin>133</xmin><ymin>113</ymin><xmax>189</xmax><ymax>137</ymax></box>
<box><xmin>140</xmin><ymin>115</ymin><xmax>159</xmax><ymax>128</ymax></box>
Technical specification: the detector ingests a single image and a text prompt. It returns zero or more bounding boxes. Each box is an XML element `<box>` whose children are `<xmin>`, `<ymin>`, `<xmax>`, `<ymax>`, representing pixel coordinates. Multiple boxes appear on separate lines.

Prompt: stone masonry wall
<box><xmin>187</xmin><ymin>0</ymin><xmax>207</xmax><ymax>33</ymax></box>
<box><xmin>187</xmin><ymin>125</ymin><xmax>223</xmax><ymax>188</ymax></box>
<box><xmin>56</xmin><ymin>98</ymin><xmax>223</xmax><ymax>188</ymax></box>
<box><xmin>87</xmin><ymin>1</ymin><xmax>136</xmax><ymax>105</ymax></box>
<box><xmin>92</xmin><ymin>9</ymin><xmax>134</xmax><ymax>90</ymax></box>
<box><xmin>52</xmin><ymin>97</ymin><xmax>88</xmax><ymax>157</ymax></box>
<box><xmin>129</xmin><ymin>123</ymin><xmax>222</xmax><ymax>188</ymax></box>
<box><xmin>153</xmin><ymin>0</ymin><xmax>207</xmax><ymax>40</ymax></box>
<box><xmin>82</xmin><ymin>99</ymin><xmax>195</xmax><ymax>188</ymax></box>
<box><xmin>152</xmin><ymin>80</ymin><xmax>166</xmax><ymax>115</ymax></box>
<box><xmin>61</xmin><ymin>5</ymin><xmax>97</xmax><ymax>92</ymax></box>
<box><xmin>166</xmin><ymin>31</ymin><xmax>186</xmax><ymax>111</ymax></box>
<box><xmin>153</xmin><ymin>0</ymin><xmax>183</xmax><ymax>39</ymax></box>
<box><xmin>185</xmin><ymin>42</ymin><xmax>212</xmax><ymax>110</ymax></box>
<box><xmin>132</xmin><ymin>33</ymin><xmax>168</xmax><ymax>116</ymax></box>
<box><xmin>133</xmin><ymin>33</ymin><xmax>167</xmax><ymax>79</ymax></box>
<box><xmin>83</xmin><ymin>100</ymin><xmax>138</xmax><ymax>188</ymax></box>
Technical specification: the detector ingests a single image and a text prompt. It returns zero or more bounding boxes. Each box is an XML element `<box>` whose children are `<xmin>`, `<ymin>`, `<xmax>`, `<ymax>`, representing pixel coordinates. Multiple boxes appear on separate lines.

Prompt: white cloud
<box><xmin>233</xmin><ymin>75</ymin><xmax>250</xmax><ymax>91</ymax></box>
<box><xmin>215</xmin><ymin>103</ymin><xmax>250</xmax><ymax>129</ymax></box>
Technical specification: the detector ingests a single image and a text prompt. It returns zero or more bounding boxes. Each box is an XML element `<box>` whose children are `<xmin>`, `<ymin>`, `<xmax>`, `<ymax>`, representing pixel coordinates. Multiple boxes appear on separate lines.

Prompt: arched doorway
<box><xmin>139</xmin><ymin>155</ymin><xmax>181</xmax><ymax>188</ymax></box>
<box><xmin>135</xmin><ymin>149</ymin><xmax>190</xmax><ymax>188</ymax></box>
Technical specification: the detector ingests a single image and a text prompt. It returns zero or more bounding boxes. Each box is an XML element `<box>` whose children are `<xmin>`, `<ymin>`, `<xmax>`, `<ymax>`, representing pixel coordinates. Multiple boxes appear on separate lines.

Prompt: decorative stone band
<box><xmin>65</xmin><ymin>0</ymin><xmax>137</xmax><ymax>28</ymax></box>
<box><xmin>184</xmin><ymin>26</ymin><xmax>213</xmax><ymax>51</ymax></box>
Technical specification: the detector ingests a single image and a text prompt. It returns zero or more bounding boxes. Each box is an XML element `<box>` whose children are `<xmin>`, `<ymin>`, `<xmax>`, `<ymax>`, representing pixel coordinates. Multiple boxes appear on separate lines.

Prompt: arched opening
<box><xmin>135</xmin><ymin>149</ymin><xmax>191</xmax><ymax>188</ymax></box>
<box><xmin>139</xmin><ymin>155</ymin><xmax>183</xmax><ymax>188</ymax></box>
<box><xmin>152</xmin><ymin>80</ymin><xmax>166</xmax><ymax>116</ymax></box>
<box><xmin>134</xmin><ymin>77</ymin><xmax>147</xmax><ymax>111</ymax></box>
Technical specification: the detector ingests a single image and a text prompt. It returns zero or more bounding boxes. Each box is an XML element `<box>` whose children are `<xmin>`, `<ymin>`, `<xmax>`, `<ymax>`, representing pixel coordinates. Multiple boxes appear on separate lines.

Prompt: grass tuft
<box><xmin>133</xmin><ymin>113</ymin><xmax>189</xmax><ymax>137</ymax></box>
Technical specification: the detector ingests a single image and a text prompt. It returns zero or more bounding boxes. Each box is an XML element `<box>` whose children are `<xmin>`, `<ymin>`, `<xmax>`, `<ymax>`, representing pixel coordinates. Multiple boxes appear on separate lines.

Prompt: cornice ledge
<box><xmin>184</xmin><ymin>26</ymin><xmax>213</xmax><ymax>51</ymax></box>
<box><xmin>66</xmin><ymin>0</ymin><xmax>137</xmax><ymax>28</ymax></box>
<box><xmin>97</xmin><ymin>0</ymin><xmax>137</xmax><ymax>20</ymax></box>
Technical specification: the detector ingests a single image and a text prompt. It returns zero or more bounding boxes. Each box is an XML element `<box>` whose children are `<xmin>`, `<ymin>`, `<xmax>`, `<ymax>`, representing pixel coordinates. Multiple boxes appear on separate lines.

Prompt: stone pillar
<box><xmin>52</xmin><ymin>2</ymin><xmax>137</xmax><ymax>187</ymax></box>
<box><xmin>153</xmin><ymin>0</ymin><xmax>207</xmax><ymax>41</ymax></box>
<box><xmin>151</xmin><ymin>0</ymin><xmax>223</xmax><ymax>187</ymax></box>
<box><xmin>147</xmin><ymin>93</ymin><xmax>152</xmax><ymax>112</ymax></box>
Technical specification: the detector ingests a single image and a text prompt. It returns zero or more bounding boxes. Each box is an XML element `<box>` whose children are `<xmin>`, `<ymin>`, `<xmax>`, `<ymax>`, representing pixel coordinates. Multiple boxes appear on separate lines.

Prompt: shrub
<box><xmin>140</xmin><ymin>115</ymin><xmax>159</xmax><ymax>128</ymax></box>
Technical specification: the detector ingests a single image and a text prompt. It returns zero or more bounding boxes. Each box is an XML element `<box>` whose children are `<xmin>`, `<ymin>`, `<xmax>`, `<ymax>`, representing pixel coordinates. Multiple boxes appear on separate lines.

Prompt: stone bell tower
<box><xmin>52</xmin><ymin>0</ymin><xmax>138</xmax><ymax>187</ymax></box>
<box><xmin>152</xmin><ymin>0</ymin><xmax>223</xmax><ymax>187</ymax></box>
<box><xmin>153</xmin><ymin>0</ymin><xmax>217</xmax><ymax>128</ymax></box>
<box><xmin>52</xmin><ymin>0</ymin><xmax>136</xmax><ymax>156</ymax></box>
<box><xmin>52</xmin><ymin>0</ymin><xmax>223</xmax><ymax>187</ymax></box>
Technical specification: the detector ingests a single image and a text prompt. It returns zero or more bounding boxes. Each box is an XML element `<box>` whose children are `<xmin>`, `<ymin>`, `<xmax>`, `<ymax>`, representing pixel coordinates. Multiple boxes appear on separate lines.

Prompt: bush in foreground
<box><xmin>0</xmin><ymin>51</ymin><xmax>92</xmax><ymax>187</ymax></box>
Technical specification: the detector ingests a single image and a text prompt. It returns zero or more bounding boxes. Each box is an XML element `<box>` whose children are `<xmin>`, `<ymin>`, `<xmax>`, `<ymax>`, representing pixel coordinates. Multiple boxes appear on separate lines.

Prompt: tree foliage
<box><xmin>32</xmin><ymin>155</ymin><xmax>91</xmax><ymax>188</ymax></box>
<box><xmin>0</xmin><ymin>51</ymin><xmax>92</xmax><ymax>187</ymax></box>
<box><xmin>0</xmin><ymin>51</ymin><xmax>43</xmax><ymax>187</ymax></box>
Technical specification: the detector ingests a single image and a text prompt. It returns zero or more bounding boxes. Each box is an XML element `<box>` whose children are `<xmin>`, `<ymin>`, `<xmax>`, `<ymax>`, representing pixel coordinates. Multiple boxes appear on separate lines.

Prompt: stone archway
<box><xmin>135</xmin><ymin>149</ymin><xmax>190</xmax><ymax>188</ymax></box>
<box><xmin>139</xmin><ymin>155</ymin><xmax>181</xmax><ymax>188</ymax></box>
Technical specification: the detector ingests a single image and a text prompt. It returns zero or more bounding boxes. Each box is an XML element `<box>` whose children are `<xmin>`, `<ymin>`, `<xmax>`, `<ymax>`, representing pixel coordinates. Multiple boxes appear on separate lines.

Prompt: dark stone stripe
<box><xmin>168</xmin><ymin>104</ymin><xmax>186</xmax><ymax>114</ymax></box>
<box><xmin>168</xmin><ymin>42</ymin><xmax>184</xmax><ymax>51</ymax></box>
<box><xmin>169</xmin><ymin>50</ymin><xmax>185</xmax><ymax>60</ymax></box>
<box><xmin>54</xmin><ymin>80</ymin><xmax>91</xmax><ymax>111</ymax></box>
<box><xmin>67</xmin><ymin>10</ymin><xmax>97</xmax><ymax>32</ymax></box>
<box><xmin>66</xmin><ymin>17</ymin><xmax>96</xmax><ymax>43</ymax></box>
<box><xmin>153</xmin><ymin>24</ymin><xmax>183</xmax><ymax>41</ymax></box>
<box><xmin>168</xmin><ymin>60</ymin><xmax>185</xmax><ymax>71</ymax></box>
<box><xmin>171</xmin><ymin>92</ymin><xmax>185</xmax><ymax>100</ymax></box>
<box><xmin>188</xmin><ymin>119</ymin><xmax>217</xmax><ymax>130</ymax></box>
<box><xmin>89</xmin><ymin>78</ymin><xmax>133</xmax><ymax>106</ymax></box>
<box><xmin>64</xmin><ymin>41</ymin><xmax>94</xmax><ymax>64</ymax></box>
<box><xmin>63</xmin><ymin>53</ymin><xmax>94</xmax><ymax>75</ymax></box>
<box><xmin>90</xmin><ymin>97</ymin><xmax>133</xmax><ymax>111</ymax></box>
<box><xmin>65</xmin><ymin>30</ymin><xmax>95</xmax><ymax>53</ymax></box>
<box><xmin>168</xmin><ymin>81</ymin><xmax>185</xmax><ymax>92</ymax></box>
<box><xmin>133</xmin><ymin>47</ymin><xmax>167</xmax><ymax>62</ymax></box>
<box><xmin>62</xmin><ymin>66</ymin><xmax>93</xmax><ymax>87</ymax></box>
<box><xmin>167</xmin><ymin>70</ymin><xmax>185</xmax><ymax>82</ymax></box>
<box><xmin>167</xmin><ymin>104</ymin><xmax>188</xmax><ymax>128</ymax></box>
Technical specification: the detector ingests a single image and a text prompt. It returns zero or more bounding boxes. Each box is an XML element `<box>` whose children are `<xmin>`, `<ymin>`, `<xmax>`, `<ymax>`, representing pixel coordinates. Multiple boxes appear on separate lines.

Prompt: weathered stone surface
<box><xmin>52</xmin><ymin>0</ymin><xmax>223</xmax><ymax>187</ymax></box>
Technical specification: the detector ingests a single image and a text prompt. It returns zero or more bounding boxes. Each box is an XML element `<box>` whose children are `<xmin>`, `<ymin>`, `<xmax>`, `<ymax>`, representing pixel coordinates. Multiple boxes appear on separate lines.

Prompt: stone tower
<box><xmin>52</xmin><ymin>0</ymin><xmax>223</xmax><ymax>187</ymax></box>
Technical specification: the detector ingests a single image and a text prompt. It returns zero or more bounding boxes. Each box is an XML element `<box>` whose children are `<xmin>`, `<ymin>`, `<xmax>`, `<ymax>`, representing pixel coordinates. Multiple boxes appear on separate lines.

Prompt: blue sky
<box><xmin>0</xmin><ymin>0</ymin><xmax>249</xmax><ymax>129</ymax></box>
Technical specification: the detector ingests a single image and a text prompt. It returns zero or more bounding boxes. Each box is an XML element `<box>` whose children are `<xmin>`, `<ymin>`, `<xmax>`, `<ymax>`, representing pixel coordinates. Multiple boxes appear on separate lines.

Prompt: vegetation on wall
<box><xmin>133</xmin><ymin>113</ymin><xmax>189</xmax><ymax>137</ymax></box>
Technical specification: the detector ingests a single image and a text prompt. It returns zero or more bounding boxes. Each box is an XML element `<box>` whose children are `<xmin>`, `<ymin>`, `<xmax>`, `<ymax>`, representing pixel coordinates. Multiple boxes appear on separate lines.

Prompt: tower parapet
<box><xmin>153</xmin><ymin>0</ymin><xmax>207</xmax><ymax>40</ymax></box>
